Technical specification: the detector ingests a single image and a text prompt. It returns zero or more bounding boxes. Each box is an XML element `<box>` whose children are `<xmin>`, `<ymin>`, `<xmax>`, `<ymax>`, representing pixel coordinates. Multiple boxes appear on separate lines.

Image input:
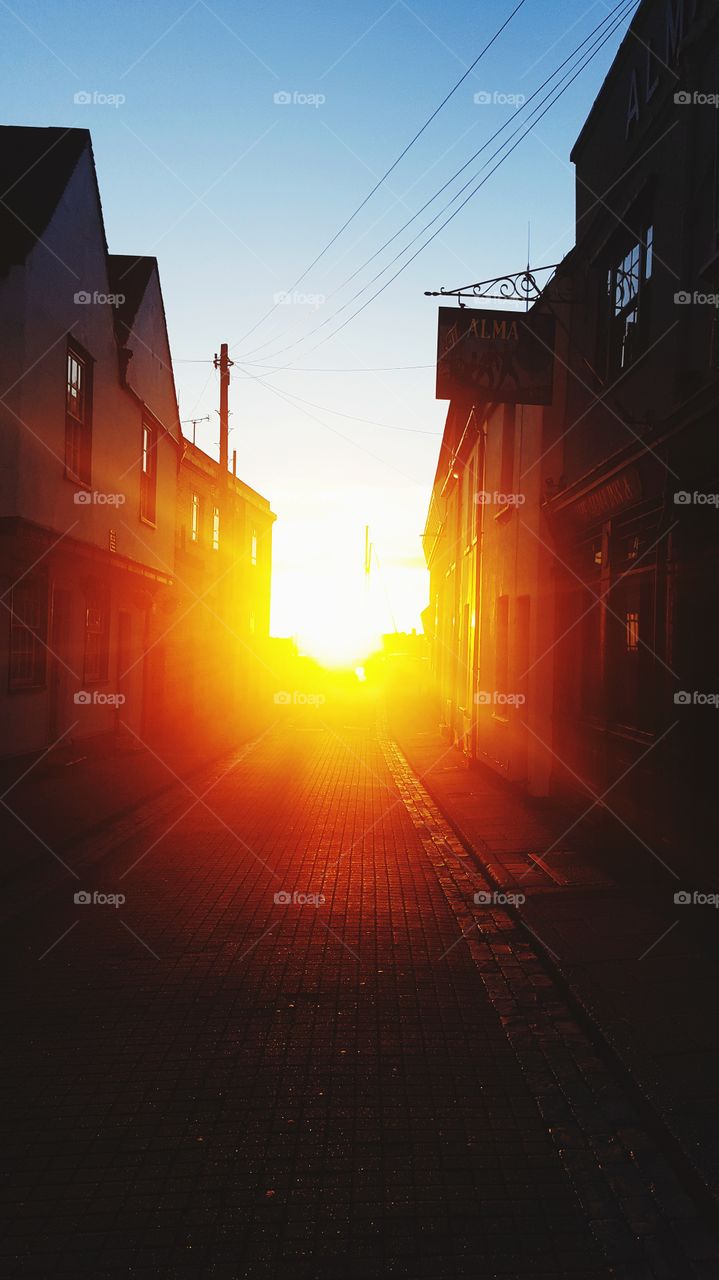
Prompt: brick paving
<box><xmin>2</xmin><ymin>706</ymin><xmax>718</xmax><ymax>1278</ymax></box>
<box><xmin>395</xmin><ymin>716</ymin><xmax>719</xmax><ymax>1217</ymax></box>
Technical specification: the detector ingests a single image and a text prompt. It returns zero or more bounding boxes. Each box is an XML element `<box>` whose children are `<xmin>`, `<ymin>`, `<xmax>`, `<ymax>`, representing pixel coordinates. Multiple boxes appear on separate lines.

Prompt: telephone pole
<box><xmin>213</xmin><ymin>342</ymin><xmax>234</xmax><ymax>477</ymax></box>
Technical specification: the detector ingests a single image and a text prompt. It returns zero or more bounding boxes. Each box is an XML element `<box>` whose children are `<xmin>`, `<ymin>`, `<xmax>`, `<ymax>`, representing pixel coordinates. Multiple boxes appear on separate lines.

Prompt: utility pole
<box><xmin>213</xmin><ymin>342</ymin><xmax>234</xmax><ymax>477</ymax></box>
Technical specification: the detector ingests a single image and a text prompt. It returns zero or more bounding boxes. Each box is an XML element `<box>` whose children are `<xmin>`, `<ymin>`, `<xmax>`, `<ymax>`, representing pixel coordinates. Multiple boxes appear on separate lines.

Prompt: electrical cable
<box><xmin>248</xmin><ymin>0</ymin><xmax>637</xmax><ymax>363</ymax></box>
<box><xmin>230</xmin><ymin>0</ymin><xmax>531</xmax><ymax>351</ymax></box>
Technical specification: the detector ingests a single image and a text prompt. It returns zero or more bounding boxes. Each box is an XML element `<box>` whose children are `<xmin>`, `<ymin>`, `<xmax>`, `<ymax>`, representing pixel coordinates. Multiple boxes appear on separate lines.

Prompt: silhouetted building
<box><xmin>0</xmin><ymin>126</ymin><xmax>276</xmax><ymax>762</ymax></box>
<box><xmin>0</xmin><ymin>127</ymin><xmax>182</xmax><ymax>758</ymax></box>
<box><xmin>545</xmin><ymin>0</ymin><xmax>719</xmax><ymax>851</ymax></box>
<box><xmin>425</xmin><ymin>0</ymin><xmax>719</xmax><ymax>852</ymax></box>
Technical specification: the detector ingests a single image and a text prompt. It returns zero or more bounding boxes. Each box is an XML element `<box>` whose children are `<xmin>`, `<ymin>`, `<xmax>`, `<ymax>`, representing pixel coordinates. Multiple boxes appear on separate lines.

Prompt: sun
<box><xmin>292</xmin><ymin>576</ymin><xmax>383</xmax><ymax>667</ymax></box>
<box><xmin>269</xmin><ymin>498</ymin><xmax>429</xmax><ymax>669</ymax></box>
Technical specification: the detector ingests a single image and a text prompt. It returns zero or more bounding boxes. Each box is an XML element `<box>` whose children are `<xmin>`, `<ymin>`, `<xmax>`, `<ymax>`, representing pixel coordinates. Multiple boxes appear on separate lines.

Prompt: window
<box><xmin>625</xmin><ymin>611</ymin><xmax>640</xmax><ymax>653</ymax></box>
<box><xmin>140</xmin><ymin>420</ymin><xmax>157</xmax><ymax>524</ymax></box>
<box><xmin>250</xmin><ymin>528</ymin><xmax>258</xmax><ymax>566</ymax></box>
<box><xmin>84</xmin><ymin>587</ymin><xmax>109</xmax><ymax>684</ymax></box>
<box><xmin>500</xmin><ymin>404</ymin><xmax>516</xmax><ymax>498</ymax></box>
<box><xmin>496</xmin><ymin>595</ymin><xmax>509</xmax><ymax>700</ymax></box>
<box><xmin>212</xmin><ymin>505</ymin><xmax>220</xmax><ymax>551</ymax></box>
<box><xmin>466</xmin><ymin>453</ymin><xmax>477</xmax><ymax>547</ymax></box>
<box><xmin>606</xmin><ymin>225</ymin><xmax>653</xmax><ymax>373</ymax></box>
<box><xmin>460</xmin><ymin>601</ymin><xmax>470</xmax><ymax>703</ymax></box>
<box><xmin>65</xmin><ymin>344</ymin><xmax>92</xmax><ymax>484</ymax></box>
<box><xmin>191</xmin><ymin>492</ymin><xmax>200</xmax><ymax>543</ymax></box>
<box><xmin>455</xmin><ymin>466</ymin><xmax>463</xmax><ymax>555</ymax></box>
<box><xmin>8</xmin><ymin>578</ymin><xmax>47</xmax><ymax>690</ymax></box>
<box><xmin>609</xmin><ymin>570</ymin><xmax>656</xmax><ymax>731</ymax></box>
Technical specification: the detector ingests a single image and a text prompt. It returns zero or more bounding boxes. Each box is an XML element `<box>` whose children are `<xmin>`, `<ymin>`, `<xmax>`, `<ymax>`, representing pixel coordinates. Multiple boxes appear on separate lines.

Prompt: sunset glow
<box><xmin>269</xmin><ymin>490</ymin><xmax>429</xmax><ymax>666</ymax></box>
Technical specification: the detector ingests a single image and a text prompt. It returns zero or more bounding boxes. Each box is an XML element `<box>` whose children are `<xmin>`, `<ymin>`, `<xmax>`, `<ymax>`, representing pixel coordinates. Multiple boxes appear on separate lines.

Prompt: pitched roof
<box><xmin>0</xmin><ymin>126</ymin><xmax>91</xmax><ymax>275</ymax></box>
<box><xmin>107</xmin><ymin>253</ymin><xmax>184</xmax><ymax>447</ymax></box>
<box><xmin>107</xmin><ymin>255</ymin><xmax>158</xmax><ymax>342</ymax></box>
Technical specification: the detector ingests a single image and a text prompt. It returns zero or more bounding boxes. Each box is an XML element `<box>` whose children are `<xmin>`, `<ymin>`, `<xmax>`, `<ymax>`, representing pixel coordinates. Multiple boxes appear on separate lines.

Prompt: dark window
<box><xmin>8</xmin><ymin>578</ymin><xmax>47</xmax><ymax>690</ymax></box>
<box><xmin>605</xmin><ymin>225</ymin><xmax>654</xmax><ymax>374</ymax></box>
<box><xmin>608</xmin><ymin>571</ymin><xmax>656</xmax><ymax>731</ymax></box>
<box><xmin>140</xmin><ymin>420</ymin><xmax>157</xmax><ymax>524</ymax></box>
<box><xmin>83</xmin><ymin>587</ymin><xmax>109</xmax><ymax>684</ymax></box>
<box><xmin>65</xmin><ymin>345</ymin><xmax>92</xmax><ymax>484</ymax></box>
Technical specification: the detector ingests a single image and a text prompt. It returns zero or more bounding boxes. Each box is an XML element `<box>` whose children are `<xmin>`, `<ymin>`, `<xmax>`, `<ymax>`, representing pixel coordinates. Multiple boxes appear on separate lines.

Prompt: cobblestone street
<box><xmin>3</xmin><ymin>704</ymin><xmax>718</xmax><ymax>1279</ymax></box>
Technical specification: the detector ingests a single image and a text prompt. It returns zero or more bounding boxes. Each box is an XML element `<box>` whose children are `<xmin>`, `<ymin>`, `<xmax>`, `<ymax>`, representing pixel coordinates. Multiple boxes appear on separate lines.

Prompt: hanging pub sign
<box><xmin>435</xmin><ymin>305</ymin><xmax>555</xmax><ymax>405</ymax></box>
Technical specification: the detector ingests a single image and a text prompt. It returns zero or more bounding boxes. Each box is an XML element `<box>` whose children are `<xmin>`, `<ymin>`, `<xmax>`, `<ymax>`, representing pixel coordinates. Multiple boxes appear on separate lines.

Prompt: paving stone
<box><xmin>0</xmin><ymin>717</ymin><xmax>716</xmax><ymax>1276</ymax></box>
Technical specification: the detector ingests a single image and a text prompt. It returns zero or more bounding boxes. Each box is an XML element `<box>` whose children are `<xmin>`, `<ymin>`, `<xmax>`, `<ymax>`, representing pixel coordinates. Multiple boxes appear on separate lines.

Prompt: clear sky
<box><xmin>1</xmin><ymin>0</ymin><xmax>636</xmax><ymax>662</ymax></box>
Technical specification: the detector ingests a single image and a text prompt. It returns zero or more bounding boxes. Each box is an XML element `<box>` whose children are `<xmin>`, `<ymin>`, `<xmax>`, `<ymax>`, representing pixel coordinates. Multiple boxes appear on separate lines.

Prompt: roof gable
<box><xmin>0</xmin><ymin>126</ymin><xmax>93</xmax><ymax>275</ymax></box>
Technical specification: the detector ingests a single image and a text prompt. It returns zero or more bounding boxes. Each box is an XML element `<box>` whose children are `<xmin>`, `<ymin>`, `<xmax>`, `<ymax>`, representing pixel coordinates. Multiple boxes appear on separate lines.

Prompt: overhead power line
<box><xmin>230</xmin><ymin>0</ymin><xmax>530</xmax><ymax>353</ymax></box>
<box><xmin>240</xmin><ymin>0</ymin><xmax>637</xmax><ymax>365</ymax></box>
<box><xmin>236</xmin><ymin>372</ymin><xmax>442</xmax><ymax>435</ymax></box>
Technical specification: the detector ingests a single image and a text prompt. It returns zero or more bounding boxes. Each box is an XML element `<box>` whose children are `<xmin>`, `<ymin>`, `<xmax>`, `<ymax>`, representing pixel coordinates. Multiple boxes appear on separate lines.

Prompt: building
<box><xmin>423</xmin><ymin>356</ymin><xmax>562</xmax><ymax>797</ymax></box>
<box><xmin>424</xmin><ymin>0</ymin><xmax>719</xmax><ymax>853</ymax></box>
<box><xmin>545</xmin><ymin>0</ymin><xmax>719</xmax><ymax>852</ymax></box>
<box><xmin>164</xmin><ymin>439</ymin><xmax>275</xmax><ymax>747</ymax></box>
<box><xmin>0</xmin><ymin>126</ymin><xmax>276</xmax><ymax>763</ymax></box>
<box><xmin>0</xmin><ymin>127</ymin><xmax>182</xmax><ymax>758</ymax></box>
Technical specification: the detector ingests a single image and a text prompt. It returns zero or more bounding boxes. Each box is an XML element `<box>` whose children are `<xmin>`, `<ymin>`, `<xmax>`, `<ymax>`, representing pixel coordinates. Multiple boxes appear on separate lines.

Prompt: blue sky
<box><xmin>1</xmin><ymin>0</ymin><xmax>636</xmax><ymax>651</ymax></box>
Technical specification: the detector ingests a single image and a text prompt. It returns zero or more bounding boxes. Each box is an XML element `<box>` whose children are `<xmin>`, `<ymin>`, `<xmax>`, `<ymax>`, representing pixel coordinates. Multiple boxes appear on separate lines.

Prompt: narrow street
<box><xmin>2</xmin><ymin>697</ymin><xmax>716</xmax><ymax>1279</ymax></box>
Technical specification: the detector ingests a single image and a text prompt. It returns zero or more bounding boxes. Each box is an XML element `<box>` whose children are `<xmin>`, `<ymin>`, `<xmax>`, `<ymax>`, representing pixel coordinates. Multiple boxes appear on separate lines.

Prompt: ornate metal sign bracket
<box><xmin>425</xmin><ymin>264</ymin><xmax>563</xmax><ymax>307</ymax></box>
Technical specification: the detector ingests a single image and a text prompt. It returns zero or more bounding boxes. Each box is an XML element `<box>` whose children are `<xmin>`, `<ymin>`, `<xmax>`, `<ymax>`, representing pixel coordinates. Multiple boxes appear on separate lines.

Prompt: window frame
<box><xmin>139</xmin><ymin>417</ymin><xmax>158</xmax><ymax>526</ymax></box>
<box><xmin>65</xmin><ymin>341</ymin><xmax>93</xmax><ymax>486</ymax></box>
<box><xmin>604</xmin><ymin>223</ymin><xmax>654</xmax><ymax>376</ymax></box>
